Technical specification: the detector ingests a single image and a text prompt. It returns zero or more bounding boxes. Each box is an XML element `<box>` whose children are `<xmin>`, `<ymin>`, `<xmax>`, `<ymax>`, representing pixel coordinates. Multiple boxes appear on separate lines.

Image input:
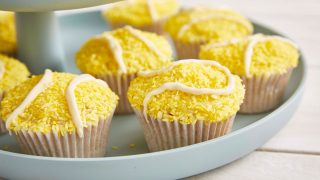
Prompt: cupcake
<box><xmin>1</xmin><ymin>70</ymin><xmax>118</xmax><ymax>157</ymax></box>
<box><xmin>164</xmin><ymin>7</ymin><xmax>253</xmax><ymax>59</ymax></box>
<box><xmin>0</xmin><ymin>54</ymin><xmax>30</xmax><ymax>134</ymax></box>
<box><xmin>127</xmin><ymin>59</ymin><xmax>245</xmax><ymax>152</ymax></box>
<box><xmin>102</xmin><ymin>0</ymin><xmax>180</xmax><ymax>35</ymax></box>
<box><xmin>0</xmin><ymin>11</ymin><xmax>16</xmax><ymax>56</ymax></box>
<box><xmin>200</xmin><ymin>34</ymin><xmax>299</xmax><ymax>113</ymax></box>
<box><xmin>76</xmin><ymin>26</ymin><xmax>173</xmax><ymax>114</ymax></box>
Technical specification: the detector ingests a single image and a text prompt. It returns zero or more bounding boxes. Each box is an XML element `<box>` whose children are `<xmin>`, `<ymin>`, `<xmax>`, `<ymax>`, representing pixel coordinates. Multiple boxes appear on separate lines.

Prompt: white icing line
<box><xmin>141</xmin><ymin>59</ymin><xmax>235</xmax><ymax>118</ymax></box>
<box><xmin>147</xmin><ymin>0</ymin><xmax>159</xmax><ymax>21</ymax></box>
<box><xmin>177</xmin><ymin>14</ymin><xmax>253</xmax><ymax>39</ymax></box>
<box><xmin>6</xmin><ymin>69</ymin><xmax>53</xmax><ymax>129</ymax></box>
<box><xmin>0</xmin><ymin>61</ymin><xmax>5</xmax><ymax>81</ymax></box>
<box><xmin>103</xmin><ymin>33</ymin><xmax>127</xmax><ymax>74</ymax></box>
<box><xmin>244</xmin><ymin>34</ymin><xmax>298</xmax><ymax>77</ymax></box>
<box><xmin>66</xmin><ymin>74</ymin><xmax>109</xmax><ymax>138</ymax></box>
<box><xmin>125</xmin><ymin>26</ymin><xmax>166</xmax><ymax>59</ymax></box>
<box><xmin>244</xmin><ymin>34</ymin><xmax>262</xmax><ymax>77</ymax></box>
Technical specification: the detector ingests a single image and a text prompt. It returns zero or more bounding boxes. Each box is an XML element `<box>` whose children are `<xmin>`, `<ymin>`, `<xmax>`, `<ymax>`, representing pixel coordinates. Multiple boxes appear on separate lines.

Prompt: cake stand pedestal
<box><xmin>0</xmin><ymin>0</ymin><xmax>118</xmax><ymax>73</ymax></box>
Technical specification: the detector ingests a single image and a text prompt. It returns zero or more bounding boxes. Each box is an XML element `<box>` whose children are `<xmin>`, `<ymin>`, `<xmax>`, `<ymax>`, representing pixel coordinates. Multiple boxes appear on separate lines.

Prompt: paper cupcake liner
<box><xmin>173</xmin><ymin>40</ymin><xmax>204</xmax><ymax>60</ymax></box>
<box><xmin>109</xmin><ymin>20</ymin><xmax>166</xmax><ymax>35</ymax></box>
<box><xmin>0</xmin><ymin>120</ymin><xmax>7</xmax><ymax>134</ymax></box>
<box><xmin>240</xmin><ymin>69</ymin><xmax>293</xmax><ymax>114</ymax></box>
<box><xmin>0</xmin><ymin>93</ymin><xmax>7</xmax><ymax>134</ymax></box>
<box><xmin>14</xmin><ymin>114</ymin><xmax>114</xmax><ymax>158</ymax></box>
<box><xmin>97</xmin><ymin>73</ymin><xmax>136</xmax><ymax>114</ymax></box>
<box><xmin>134</xmin><ymin>108</ymin><xmax>235</xmax><ymax>152</ymax></box>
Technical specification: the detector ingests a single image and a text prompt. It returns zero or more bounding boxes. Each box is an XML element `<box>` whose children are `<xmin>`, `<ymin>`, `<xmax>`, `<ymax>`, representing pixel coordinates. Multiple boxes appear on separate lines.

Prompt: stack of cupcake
<box><xmin>0</xmin><ymin>2</ymin><xmax>300</xmax><ymax>158</ymax></box>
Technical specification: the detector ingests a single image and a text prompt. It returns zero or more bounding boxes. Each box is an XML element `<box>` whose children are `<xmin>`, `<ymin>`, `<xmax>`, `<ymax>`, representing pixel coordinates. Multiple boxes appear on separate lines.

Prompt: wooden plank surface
<box><xmin>188</xmin><ymin>151</ymin><xmax>320</xmax><ymax>180</ymax></box>
<box><xmin>261</xmin><ymin>68</ymin><xmax>320</xmax><ymax>154</ymax></box>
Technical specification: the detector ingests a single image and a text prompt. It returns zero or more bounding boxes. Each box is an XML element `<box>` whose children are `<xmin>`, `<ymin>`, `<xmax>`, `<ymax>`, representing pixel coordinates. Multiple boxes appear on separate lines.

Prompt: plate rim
<box><xmin>0</xmin><ymin>12</ymin><xmax>308</xmax><ymax>162</ymax></box>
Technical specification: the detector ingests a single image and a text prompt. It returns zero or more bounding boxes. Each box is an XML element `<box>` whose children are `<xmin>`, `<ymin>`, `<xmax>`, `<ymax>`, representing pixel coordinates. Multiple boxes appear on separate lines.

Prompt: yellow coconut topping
<box><xmin>0</xmin><ymin>11</ymin><xmax>16</xmax><ymax>55</ymax></box>
<box><xmin>128</xmin><ymin>61</ymin><xmax>245</xmax><ymax>124</ymax></box>
<box><xmin>200</xmin><ymin>34</ymin><xmax>299</xmax><ymax>76</ymax></box>
<box><xmin>1</xmin><ymin>72</ymin><xmax>118</xmax><ymax>135</ymax></box>
<box><xmin>76</xmin><ymin>26</ymin><xmax>173</xmax><ymax>75</ymax></box>
<box><xmin>164</xmin><ymin>7</ymin><xmax>253</xmax><ymax>44</ymax></box>
<box><xmin>0</xmin><ymin>54</ymin><xmax>30</xmax><ymax>93</ymax></box>
<box><xmin>103</xmin><ymin>0</ymin><xmax>180</xmax><ymax>27</ymax></box>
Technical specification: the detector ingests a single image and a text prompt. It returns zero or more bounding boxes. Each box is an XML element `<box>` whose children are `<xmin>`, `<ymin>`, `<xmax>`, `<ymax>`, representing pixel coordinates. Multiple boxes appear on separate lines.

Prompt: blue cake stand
<box><xmin>0</xmin><ymin>2</ymin><xmax>307</xmax><ymax>179</ymax></box>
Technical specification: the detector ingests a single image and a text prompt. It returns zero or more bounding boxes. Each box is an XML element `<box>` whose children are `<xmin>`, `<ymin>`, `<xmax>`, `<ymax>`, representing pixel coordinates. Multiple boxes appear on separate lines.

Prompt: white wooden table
<box><xmin>183</xmin><ymin>0</ymin><xmax>320</xmax><ymax>179</ymax></box>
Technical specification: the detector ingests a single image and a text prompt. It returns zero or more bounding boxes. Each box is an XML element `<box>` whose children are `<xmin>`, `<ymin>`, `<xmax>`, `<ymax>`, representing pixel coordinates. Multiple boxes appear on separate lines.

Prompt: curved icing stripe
<box><xmin>244</xmin><ymin>35</ymin><xmax>262</xmax><ymax>77</ymax></box>
<box><xmin>66</xmin><ymin>74</ymin><xmax>109</xmax><ymax>138</ymax></box>
<box><xmin>6</xmin><ymin>69</ymin><xmax>53</xmax><ymax>129</ymax></box>
<box><xmin>244</xmin><ymin>34</ymin><xmax>298</xmax><ymax>77</ymax></box>
<box><xmin>147</xmin><ymin>0</ymin><xmax>159</xmax><ymax>21</ymax></box>
<box><xmin>0</xmin><ymin>61</ymin><xmax>5</xmax><ymax>81</ymax></box>
<box><xmin>103</xmin><ymin>33</ymin><xmax>127</xmax><ymax>74</ymax></box>
<box><xmin>125</xmin><ymin>26</ymin><xmax>166</xmax><ymax>59</ymax></box>
<box><xmin>141</xmin><ymin>59</ymin><xmax>235</xmax><ymax>118</ymax></box>
<box><xmin>177</xmin><ymin>14</ymin><xmax>253</xmax><ymax>39</ymax></box>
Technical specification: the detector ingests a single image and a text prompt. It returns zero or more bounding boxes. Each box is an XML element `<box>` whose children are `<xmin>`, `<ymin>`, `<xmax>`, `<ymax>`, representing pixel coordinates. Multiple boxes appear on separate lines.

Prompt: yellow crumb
<box><xmin>112</xmin><ymin>146</ymin><xmax>119</xmax><ymax>150</ymax></box>
<box><xmin>103</xmin><ymin>0</ymin><xmax>180</xmax><ymax>26</ymax></box>
<box><xmin>200</xmin><ymin>34</ymin><xmax>299</xmax><ymax>76</ymax></box>
<box><xmin>129</xmin><ymin>143</ymin><xmax>136</xmax><ymax>148</ymax></box>
<box><xmin>0</xmin><ymin>54</ymin><xmax>30</xmax><ymax>93</ymax></box>
<box><xmin>1</xmin><ymin>72</ymin><xmax>119</xmax><ymax>135</ymax></box>
<box><xmin>165</xmin><ymin>7</ymin><xmax>253</xmax><ymax>44</ymax></box>
<box><xmin>76</xmin><ymin>27</ymin><xmax>173</xmax><ymax>75</ymax></box>
<box><xmin>128</xmin><ymin>62</ymin><xmax>245</xmax><ymax>124</ymax></box>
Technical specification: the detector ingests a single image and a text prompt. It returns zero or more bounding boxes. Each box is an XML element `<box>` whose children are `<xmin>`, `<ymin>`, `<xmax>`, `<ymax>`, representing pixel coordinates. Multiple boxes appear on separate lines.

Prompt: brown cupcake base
<box><xmin>240</xmin><ymin>69</ymin><xmax>293</xmax><ymax>114</ymax></box>
<box><xmin>134</xmin><ymin>109</ymin><xmax>235</xmax><ymax>152</ymax></box>
<box><xmin>14</xmin><ymin>115</ymin><xmax>113</xmax><ymax>158</ymax></box>
<box><xmin>97</xmin><ymin>73</ymin><xmax>136</xmax><ymax>114</ymax></box>
<box><xmin>0</xmin><ymin>120</ymin><xmax>7</xmax><ymax>134</ymax></box>
<box><xmin>0</xmin><ymin>93</ymin><xmax>7</xmax><ymax>134</ymax></box>
<box><xmin>174</xmin><ymin>40</ymin><xmax>204</xmax><ymax>60</ymax></box>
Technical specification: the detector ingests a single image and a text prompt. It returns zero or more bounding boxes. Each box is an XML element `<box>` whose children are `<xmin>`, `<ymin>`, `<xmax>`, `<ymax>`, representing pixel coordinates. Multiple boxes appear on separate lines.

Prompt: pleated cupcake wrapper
<box><xmin>0</xmin><ymin>120</ymin><xmax>7</xmax><ymax>134</ymax></box>
<box><xmin>173</xmin><ymin>40</ymin><xmax>205</xmax><ymax>60</ymax></box>
<box><xmin>14</xmin><ymin>114</ymin><xmax>113</xmax><ymax>158</ymax></box>
<box><xmin>109</xmin><ymin>20</ymin><xmax>166</xmax><ymax>35</ymax></box>
<box><xmin>134</xmin><ymin>108</ymin><xmax>235</xmax><ymax>152</ymax></box>
<box><xmin>97</xmin><ymin>73</ymin><xmax>136</xmax><ymax>114</ymax></box>
<box><xmin>240</xmin><ymin>69</ymin><xmax>293</xmax><ymax>114</ymax></box>
<box><xmin>0</xmin><ymin>93</ymin><xmax>7</xmax><ymax>134</ymax></box>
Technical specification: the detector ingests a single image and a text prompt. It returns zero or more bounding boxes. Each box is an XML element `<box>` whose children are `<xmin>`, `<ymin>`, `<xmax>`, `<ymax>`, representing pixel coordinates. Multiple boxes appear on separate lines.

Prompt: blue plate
<box><xmin>0</xmin><ymin>11</ymin><xmax>306</xmax><ymax>179</ymax></box>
